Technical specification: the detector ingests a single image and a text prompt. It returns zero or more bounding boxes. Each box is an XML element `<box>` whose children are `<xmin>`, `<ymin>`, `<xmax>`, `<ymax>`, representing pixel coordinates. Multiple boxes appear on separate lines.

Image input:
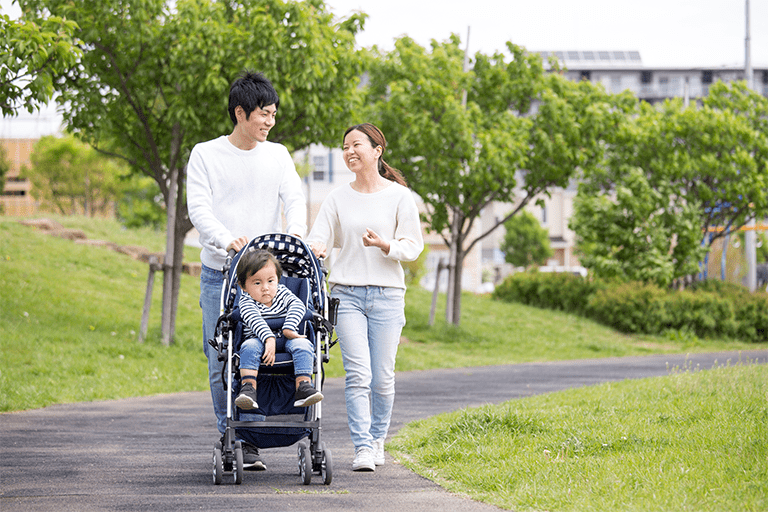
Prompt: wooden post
<box><xmin>429</xmin><ymin>259</ymin><xmax>447</xmax><ymax>326</ymax></box>
<box><xmin>139</xmin><ymin>255</ymin><xmax>161</xmax><ymax>343</ymax></box>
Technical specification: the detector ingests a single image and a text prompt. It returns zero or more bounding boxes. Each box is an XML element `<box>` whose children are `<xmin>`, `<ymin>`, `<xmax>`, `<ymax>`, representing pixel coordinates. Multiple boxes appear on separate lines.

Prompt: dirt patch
<box><xmin>20</xmin><ymin>218</ymin><xmax>198</xmax><ymax>276</ymax></box>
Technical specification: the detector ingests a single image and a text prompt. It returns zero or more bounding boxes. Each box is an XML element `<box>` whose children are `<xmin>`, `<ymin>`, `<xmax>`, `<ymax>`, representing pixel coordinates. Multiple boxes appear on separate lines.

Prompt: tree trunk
<box><xmin>161</xmin><ymin>165</ymin><xmax>178</xmax><ymax>346</ymax></box>
<box><xmin>445</xmin><ymin>209</ymin><xmax>466</xmax><ymax>326</ymax></box>
<box><xmin>449</xmin><ymin>237</ymin><xmax>465</xmax><ymax>326</ymax></box>
<box><xmin>445</xmin><ymin>211</ymin><xmax>461</xmax><ymax>324</ymax></box>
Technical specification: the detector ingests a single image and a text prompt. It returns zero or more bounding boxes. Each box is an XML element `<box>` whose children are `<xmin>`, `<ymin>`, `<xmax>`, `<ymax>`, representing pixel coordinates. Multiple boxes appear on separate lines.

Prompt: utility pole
<box><xmin>745</xmin><ymin>0</ymin><xmax>757</xmax><ymax>291</ymax></box>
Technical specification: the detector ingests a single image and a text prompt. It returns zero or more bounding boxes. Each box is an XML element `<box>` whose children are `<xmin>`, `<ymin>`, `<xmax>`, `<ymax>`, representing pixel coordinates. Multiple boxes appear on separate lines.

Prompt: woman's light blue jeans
<box><xmin>331</xmin><ymin>285</ymin><xmax>406</xmax><ymax>450</ymax></box>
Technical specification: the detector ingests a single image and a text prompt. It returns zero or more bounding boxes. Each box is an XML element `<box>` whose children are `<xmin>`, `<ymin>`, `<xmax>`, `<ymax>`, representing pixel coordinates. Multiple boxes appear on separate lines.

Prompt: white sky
<box><xmin>326</xmin><ymin>0</ymin><xmax>768</xmax><ymax>68</ymax></box>
<box><xmin>3</xmin><ymin>0</ymin><xmax>767</xmax><ymax>138</ymax></box>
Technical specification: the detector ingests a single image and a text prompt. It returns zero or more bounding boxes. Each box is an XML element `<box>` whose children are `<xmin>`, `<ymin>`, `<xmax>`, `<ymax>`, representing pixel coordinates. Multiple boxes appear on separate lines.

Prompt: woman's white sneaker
<box><xmin>372</xmin><ymin>438</ymin><xmax>385</xmax><ymax>466</ymax></box>
<box><xmin>352</xmin><ymin>446</ymin><xmax>375</xmax><ymax>471</ymax></box>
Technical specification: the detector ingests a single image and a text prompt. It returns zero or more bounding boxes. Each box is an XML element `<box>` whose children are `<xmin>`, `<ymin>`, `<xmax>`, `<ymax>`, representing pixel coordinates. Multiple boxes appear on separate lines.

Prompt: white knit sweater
<box><xmin>307</xmin><ymin>182</ymin><xmax>424</xmax><ymax>289</ymax></box>
<box><xmin>186</xmin><ymin>135</ymin><xmax>306</xmax><ymax>270</ymax></box>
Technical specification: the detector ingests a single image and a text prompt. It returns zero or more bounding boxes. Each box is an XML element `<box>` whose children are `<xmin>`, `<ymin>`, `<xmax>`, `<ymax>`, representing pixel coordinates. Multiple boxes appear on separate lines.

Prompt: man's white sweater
<box><xmin>187</xmin><ymin>135</ymin><xmax>306</xmax><ymax>270</ymax></box>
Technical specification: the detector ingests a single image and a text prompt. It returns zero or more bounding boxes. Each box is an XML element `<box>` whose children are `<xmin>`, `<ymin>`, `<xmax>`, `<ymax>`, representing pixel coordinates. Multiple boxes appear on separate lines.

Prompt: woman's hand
<box><xmin>310</xmin><ymin>242</ymin><xmax>327</xmax><ymax>259</ymax></box>
<box><xmin>363</xmin><ymin>228</ymin><xmax>390</xmax><ymax>255</ymax></box>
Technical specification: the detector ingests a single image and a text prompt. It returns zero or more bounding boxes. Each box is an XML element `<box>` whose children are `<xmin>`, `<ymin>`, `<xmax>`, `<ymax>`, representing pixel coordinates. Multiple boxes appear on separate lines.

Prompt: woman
<box><xmin>308</xmin><ymin>123</ymin><xmax>424</xmax><ymax>471</ymax></box>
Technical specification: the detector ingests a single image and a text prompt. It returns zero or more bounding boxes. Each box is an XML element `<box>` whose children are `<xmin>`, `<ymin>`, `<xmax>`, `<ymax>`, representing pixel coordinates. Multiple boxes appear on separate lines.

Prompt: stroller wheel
<box><xmin>298</xmin><ymin>440</ymin><xmax>312</xmax><ymax>485</ymax></box>
<box><xmin>320</xmin><ymin>442</ymin><xmax>333</xmax><ymax>485</ymax></box>
<box><xmin>233</xmin><ymin>441</ymin><xmax>243</xmax><ymax>485</ymax></box>
<box><xmin>213</xmin><ymin>442</ymin><xmax>223</xmax><ymax>485</ymax></box>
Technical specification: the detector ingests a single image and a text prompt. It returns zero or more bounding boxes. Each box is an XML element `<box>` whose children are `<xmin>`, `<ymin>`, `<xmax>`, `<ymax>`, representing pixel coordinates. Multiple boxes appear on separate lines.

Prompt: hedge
<box><xmin>492</xmin><ymin>271</ymin><xmax>768</xmax><ymax>342</ymax></box>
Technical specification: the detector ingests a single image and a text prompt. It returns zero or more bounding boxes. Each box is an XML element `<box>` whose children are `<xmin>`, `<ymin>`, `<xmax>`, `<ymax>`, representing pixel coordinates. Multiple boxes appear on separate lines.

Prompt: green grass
<box><xmin>399</xmin><ymin>287</ymin><xmax>757</xmax><ymax>371</ymax></box>
<box><xmin>388</xmin><ymin>361</ymin><xmax>768</xmax><ymax>511</ymax></box>
<box><xmin>0</xmin><ymin>216</ymin><xmax>209</xmax><ymax>411</ymax></box>
<box><xmin>0</xmin><ymin>214</ymin><xmax>758</xmax><ymax>412</ymax></box>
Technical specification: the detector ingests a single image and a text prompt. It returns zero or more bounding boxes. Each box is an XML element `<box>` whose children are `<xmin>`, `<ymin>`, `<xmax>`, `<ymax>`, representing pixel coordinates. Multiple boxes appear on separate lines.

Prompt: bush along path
<box><xmin>493</xmin><ymin>271</ymin><xmax>768</xmax><ymax>343</ymax></box>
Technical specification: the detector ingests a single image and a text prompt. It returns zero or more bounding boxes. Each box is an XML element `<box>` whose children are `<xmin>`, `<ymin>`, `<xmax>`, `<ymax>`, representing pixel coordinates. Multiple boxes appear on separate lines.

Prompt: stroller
<box><xmin>208</xmin><ymin>233</ymin><xmax>338</xmax><ymax>485</ymax></box>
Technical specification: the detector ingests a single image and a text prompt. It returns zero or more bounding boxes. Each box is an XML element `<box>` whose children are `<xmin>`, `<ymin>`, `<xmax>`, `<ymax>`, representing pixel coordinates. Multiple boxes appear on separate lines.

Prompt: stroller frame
<box><xmin>208</xmin><ymin>233</ymin><xmax>338</xmax><ymax>485</ymax></box>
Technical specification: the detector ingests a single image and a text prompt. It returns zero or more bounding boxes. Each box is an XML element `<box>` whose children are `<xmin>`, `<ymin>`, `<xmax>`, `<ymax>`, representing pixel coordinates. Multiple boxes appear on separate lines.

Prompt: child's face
<box><xmin>242</xmin><ymin>260</ymin><xmax>279</xmax><ymax>307</ymax></box>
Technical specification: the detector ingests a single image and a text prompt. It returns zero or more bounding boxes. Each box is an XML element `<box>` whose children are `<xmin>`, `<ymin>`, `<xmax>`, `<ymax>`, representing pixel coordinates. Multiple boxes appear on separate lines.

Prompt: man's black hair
<box><xmin>228</xmin><ymin>71</ymin><xmax>280</xmax><ymax>125</ymax></box>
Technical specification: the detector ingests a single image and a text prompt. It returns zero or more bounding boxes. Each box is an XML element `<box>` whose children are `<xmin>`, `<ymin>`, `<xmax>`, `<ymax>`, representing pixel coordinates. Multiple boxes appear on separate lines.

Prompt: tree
<box><xmin>364</xmin><ymin>36</ymin><xmax>632</xmax><ymax>324</ymax></box>
<box><xmin>500</xmin><ymin>210</ymin><xmax>553</xmax><ymax>268</ymax></box>
<box><xmin>19</xmin><ymin>0</ymin><xmax>365</xmax><ymax>343</ymax></box>
<box><xmin>571</xmin><ymin>167</ymin><xmax>705</xmax><ymax>286</ymax></box>
<box><xmin>0</xmin><ymin>9</ymin><xmax>80</xmax><ymax>116</ymax></box>
<box><xmin>573</xmin><ymin>83</ymin><xmax>768</xmax><ymax>286</ymax></box>
<box><xmin>22</xmin><ymin>134</ymin><xmax>127</xmax><ymax>216</ymax></box>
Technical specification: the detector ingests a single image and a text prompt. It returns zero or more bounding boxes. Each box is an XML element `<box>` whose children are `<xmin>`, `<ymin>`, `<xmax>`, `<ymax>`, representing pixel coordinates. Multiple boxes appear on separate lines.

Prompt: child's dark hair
<box><xmin>236</xmin><ymin>248</ymin><xmax>282</xmax><ymax>288</ymax></box>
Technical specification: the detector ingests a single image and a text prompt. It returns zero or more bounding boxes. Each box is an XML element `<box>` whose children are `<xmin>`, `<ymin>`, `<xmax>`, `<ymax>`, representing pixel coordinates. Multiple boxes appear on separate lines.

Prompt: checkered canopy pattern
<box><xmin>225</xmin><ymin>233</ymin><xmax>325</xmax><ymax>313</ymax></box>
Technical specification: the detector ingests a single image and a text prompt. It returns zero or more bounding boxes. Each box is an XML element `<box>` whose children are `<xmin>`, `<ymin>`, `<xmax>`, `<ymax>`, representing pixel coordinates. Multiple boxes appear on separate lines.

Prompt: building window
<box><xmin>312</xmin><ymin>155</ymin><xmax>326</xmax><ymax>181</ymax></box>
<box><xmin>702</xmin><ymin>70</ymin><xmax>713</xmax><ymax>84</ymax></box>
<box><xmin>641</xmin><ymin>71</ymin><xmax>652</xmax><ymax>84</ymax></box>
<box><xmin>611</xmin><ymin>76</ymin><xmax>622</xmax><ymax>93</ymax></box>
<box><xmin>580</xmin><ymin>70</ymin><xmax>591</xmax><ymax>81</ymax></box>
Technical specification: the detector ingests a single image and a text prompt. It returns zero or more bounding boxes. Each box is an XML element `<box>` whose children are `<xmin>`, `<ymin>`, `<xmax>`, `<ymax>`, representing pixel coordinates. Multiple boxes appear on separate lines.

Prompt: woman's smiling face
<box><xmin>342</xmin><ymin>129</ymin><xmax>381</xmax><ymax>174</ymax></box>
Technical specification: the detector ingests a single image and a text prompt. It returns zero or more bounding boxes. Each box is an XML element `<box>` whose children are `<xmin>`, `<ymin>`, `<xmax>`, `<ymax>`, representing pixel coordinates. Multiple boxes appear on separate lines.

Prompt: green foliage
<box><xmin>0</xmin><ymin>12</ymin><xmax>80</xmax><ymax>116</ymax></box>
<box><xmin>363</xmin><ymin>35</ymin><xmax>632</xmax><ymax>323</ymax></box>
<box><xmin>572</xmin><ymin>167</ymin><xmax>705</xmax><ymax>287</ymax></box>
<box><xmin>492</xmin><ymin>270</ymin><xmax>605</xmax><ymax>315</ymax></box>
<box><xmin>494</xmin><ymin>271</ymin><xmax>768</xmax><ymax>342</ymax></box>
<box><xmin>21</xmin><ymin>134</ymin><xmax>129</xmax><ymax>216</ymax></box>
<box><xmin>390</xmin><ymin>363</ymin><xmax>768</xmax><ymax>511</ymax></box>
<box><xmin>500</xmin><ymin>210</ymin><xmax>552</xmax><ymax>268</ymax></box>
<box><xmin>574</xmin><ymin>83</ymin><xmax>768</xmax><ymax>286</ymax></box>
<box><xmin>116</xmin><ymin>175</ymin><xmax>165</xmax><ymax>229</ymax></box>
<box><xmin>17</xmin><ymin>0</ymin><xmax>365</xmax><ymax>339</ymax></box>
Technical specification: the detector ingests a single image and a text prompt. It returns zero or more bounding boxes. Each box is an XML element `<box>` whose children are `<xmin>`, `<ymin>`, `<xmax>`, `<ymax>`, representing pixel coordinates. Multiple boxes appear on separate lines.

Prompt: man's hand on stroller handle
<box><xmin>226</xmin><ymin>236</ymin><xmax>249</xmax><ymax>253</ymax></box>
<box><xmin>262</xmin><ymin>337</ymin><xmax>276</xmax><ymax>366</ymax></box>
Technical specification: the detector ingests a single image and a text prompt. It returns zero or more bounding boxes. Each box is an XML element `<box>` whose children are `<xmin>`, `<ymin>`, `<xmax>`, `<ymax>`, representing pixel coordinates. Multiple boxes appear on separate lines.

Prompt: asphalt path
<box><xmin>2</xmin><ymin>349</ymin><xmax>767</xmax><ymax>511</ymax></box>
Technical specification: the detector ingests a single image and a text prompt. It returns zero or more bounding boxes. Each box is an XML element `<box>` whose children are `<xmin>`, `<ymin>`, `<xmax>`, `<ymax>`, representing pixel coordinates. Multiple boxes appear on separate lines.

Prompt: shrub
<box><xmin>656</xmin><ymin>291</ymin><xmax>737</xmax><ymax>339</ymax></box>
<box><xmin>494</xmin><ymin>273</ymin><xmax>768</xmax><ymax>342</ymax></box>
<box><xmin>586</xmin><ymin>282</ymin><xmax>668</xmax><ymax>334</ymax></box>
<box><xmin>492</xmin><ymin>270</ymin><xmax>605</xmax><ymax>315</ymax></box>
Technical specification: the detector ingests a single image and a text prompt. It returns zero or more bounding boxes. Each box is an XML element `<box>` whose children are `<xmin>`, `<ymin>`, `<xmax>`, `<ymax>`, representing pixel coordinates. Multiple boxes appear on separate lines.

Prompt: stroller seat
<box><xmin>232</xmin><ymin>275</ymin><xmax>315</xmax><ymax>375</ymax></box>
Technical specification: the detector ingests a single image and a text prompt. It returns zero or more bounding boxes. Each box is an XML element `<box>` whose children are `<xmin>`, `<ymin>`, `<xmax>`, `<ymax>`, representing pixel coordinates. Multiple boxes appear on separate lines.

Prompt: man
<box><xmin>186</xmin><ymin>71</ymin><xmax>306</xmax><ymax>470</ymax></box>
